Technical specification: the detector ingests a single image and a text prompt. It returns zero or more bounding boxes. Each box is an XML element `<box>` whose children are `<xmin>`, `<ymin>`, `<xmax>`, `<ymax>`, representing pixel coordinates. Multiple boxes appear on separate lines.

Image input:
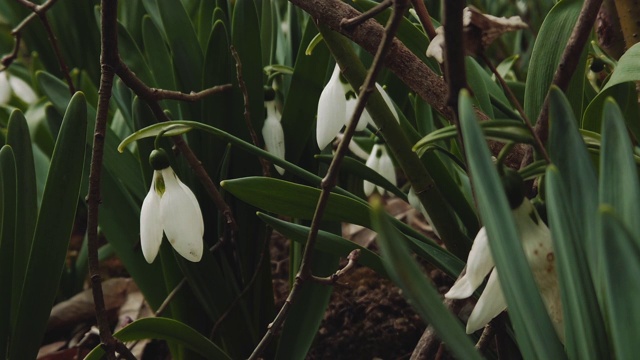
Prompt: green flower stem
<box><xmin>319</xmin><ymin>26</ymin><xmax>472</xmax><ymax>259</ymax></box>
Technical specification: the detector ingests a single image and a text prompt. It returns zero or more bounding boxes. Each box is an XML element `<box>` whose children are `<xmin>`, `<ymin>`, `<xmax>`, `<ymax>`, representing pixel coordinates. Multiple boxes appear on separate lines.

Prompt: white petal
<box><xmin>376</xmin><ymin>145</ymin><xmax>396</xmax><ymax>195</ymax></box>
<box><xmin>426</xmin><ymin>27</ymin><xmax>445</xmax><ymax>64</ymax></box>
<box><xmin>8</xmin><ymin>75</ymin><xmax>37</xmax><ymax>104</ymax></box>
<box><xmin>376</xmin><ymin>83</ymin><xmax>399</xmax><ymax>123</ymax></box>
<box><xmin>445</xmin><ymin>227</ymin><xmax>494</xmax><ymax>299</ymax></box>
<box><xmin>345</xmin><ymin>96</ymin><xmax>372</xmax><ymax>131</ymax></box>
<box><xmin>140</xmin><ymin>172</ymin><xmax>163</xmax><ymax>263</ymax></box>
<box><xmin>364</xmin><ymin>144</ymin><xmax>380</xmax><ymax>196</ymax></box>
<box><xmin>0</xmin><ymin>72</ymin><xmax>11</xmax><ymax>104</ymax></box>
<box><xmin>159</xmin><ymin>168</ymin><xmax>204</xmax><ymax>262</ymax></box>
<box><xmin>262</xmin><ymin>101</ymin><xmax>286</xmax><ymax>175</ymax></box>
<box><xmin>466</xmin><ymin>269</ymin><xmax>507</xmax><ymax>333</ymax></box>
<box><xmin>317</xmin><ymin>65</ymin><xmax>346</xmax><ymax>149</ymax></box>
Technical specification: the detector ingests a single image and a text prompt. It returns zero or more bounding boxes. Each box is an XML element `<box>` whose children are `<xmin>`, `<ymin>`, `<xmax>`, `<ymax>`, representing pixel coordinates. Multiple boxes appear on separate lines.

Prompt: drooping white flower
<box><xmin>140</xmin><ymin>149</ymin><xmax>204</xmax><ymax>263</ymax></box>
<box><xmin>316</xmin><ymin>64</ymin><xmax>399</xmax><ymax>150</ymax></box>
<box><xmin>0</xmin><ymin>71</ymin><xmax>38</xmax><ymax>104</ymax></box>
<box><xmin>364</xmin><ymin>143</ymin><xmax>396</xmax><ymax>196</ymax></box>
<box><xmin>445</xmin><ymin>198</ymin><xmax>563</xmax><ymax>341</ymax></box>
<box><xmin>262</xmin><ymin>99</ymin><xmax>285</xmax><ymax>175</ymax></box>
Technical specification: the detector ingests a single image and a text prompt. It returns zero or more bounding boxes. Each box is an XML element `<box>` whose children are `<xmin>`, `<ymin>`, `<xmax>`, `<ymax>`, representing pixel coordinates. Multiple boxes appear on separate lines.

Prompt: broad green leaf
<box><xmin>0</xmin><ymin>146</ymin><xmax>16</xmax><ymax>355</ymax></box>
<box><xmin>599</xmin><ymin>207</ymin><xmax>640</xmax><ymax>359</ymax></box>
<box><xmin>599</xmin><ymin>99</ymin><xmax>640</xmax><ymax>241</ymax></box>
<box><xmin>85</xmin><ymin>318</ymin><xmax>231</xmax><ymax>360</ymax></box>
<box><xmin>548</xmin><ymin>87</ymin><xmax>599</xmax><ymax>271</ymax></box>
<box><xmin>602</xmin><ymin>42</ymin><xmax>640</xmax><ymax>91</ymax></box>
<box><xmin>370</xmin><ymin>197</ymin><xmax>481</xmax><ymax>360</ymax></box>
<box><xmin>10</xmin><ymin>92</ymin><xmax>88</xmax><ymax>360</ymax></box>
<box><xmin>524</xmin><ymin>0</ymin><xmax>583</xmax><ymax>123</ymax></box>
<box><xmin>414</xmin><ymin>120</ymin><xmax>534</xmax><ymax>156</ymax></box>
<box><xmin>459</xmin><ymin>89</ymin><xmax>566</xmax><ymax>358</ymax></box>
<box><xmin>465</xmin><ymin>57</ymin><xmax>494</xmax><ymax>119</ymax></box>
<box><xmin>546</xmin><ymin>166</ymin><xmax>609</xmax><ymax>359</ymax></box>
<box><xmin>5</xmin><ymin>110</ymin><xmax>37</xmax><ymax>329</ymax></box>
<box><xmin>258</xmin><ymin>212</ymin><xmax>388</xmax><ymax>277</ymax></box>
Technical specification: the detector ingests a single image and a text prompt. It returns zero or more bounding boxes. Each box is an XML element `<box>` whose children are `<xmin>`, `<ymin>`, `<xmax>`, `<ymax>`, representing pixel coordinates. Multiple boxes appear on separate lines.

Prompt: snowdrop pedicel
<box><xmin>140</xmin><ymin>149</ymin><xmax>204</xmax><ymax>263</ymax></box>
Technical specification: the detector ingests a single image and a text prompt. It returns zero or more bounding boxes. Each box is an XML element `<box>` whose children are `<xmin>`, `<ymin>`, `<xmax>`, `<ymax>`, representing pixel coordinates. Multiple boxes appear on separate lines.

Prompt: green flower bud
<box><xmin>149</xmin><ymin>148</ymin><xmax>171</xmax><ymax>170</ymax></box>
<box><xmin>501</xmin><ymin>168</ymin><xmax>524</xmax><ymax>209</ymax></box>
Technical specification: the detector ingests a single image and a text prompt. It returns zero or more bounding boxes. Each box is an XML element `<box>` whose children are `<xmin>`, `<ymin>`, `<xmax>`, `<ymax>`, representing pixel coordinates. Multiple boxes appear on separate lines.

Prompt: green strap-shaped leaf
<box><xmin>546</xmin><ymin>166</ymin><xmax>609</xmax><ymax>359</ymax></box>
<box><xmin>85</xmin><ymin>317</ymin><xmax>232</xmax><ymax>360</ymax></box>
<box><xmin>0</xmin><ymin>146</ymin><xmax>16</xmax><ymax>356</ymax></box>
<box><xmin>599</xmin><ymin>207</ymin><xmax>640</xmax><ymax>359</ymax></box>
<box><xmin>524</xmin><ymin>0</ymin><xmax>584</xmax><ymax>123</ymax></box>
<box><xmin>548</xmin><ymin>87</ymin><xmax>599</xmax><ymax>273</ymax></box>
<box><xmin>602</xmin><ymin>42</ymin><xmax>640</xmax><ymax>91</ymax></box>
<box><xmin>10</xmin><ymin>92</ymin><xmax>88</xmax><ymax>360</ymax></box>
<box><xmin>599</xmin><ymin>99</ymin><xmax>640</xmax><ymax>241</ymax></box>
<box><xmin>370</xmin><ymin>197</ymin><xmax>481</xmax><ymax>360</ymax></box>
<box><xmin>459</xmin><ymin>89</ymin><xmax>566</xmax><ymax>359</ymax></box>
<box><xmin>5</xmin><ymin>110</ymin><xmax>37</xmax><ymax>330</ymax></box>
<box><xmin>258</xmin><ymin>212</ymin><xmax>388</xmax><ymax>277</ymax></box>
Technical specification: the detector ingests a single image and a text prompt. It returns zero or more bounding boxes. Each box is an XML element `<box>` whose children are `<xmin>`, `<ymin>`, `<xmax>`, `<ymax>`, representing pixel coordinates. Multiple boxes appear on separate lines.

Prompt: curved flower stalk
<box><xmin>0</xmin><ymin>71</ymin><xmax>38</xmax><ymax>105</ymax></box>
<box><xmin>316</xmin><ymin>64</ymin><xmax>399</xmax><ymax>150</ymax></box>
<box><xmin>445</xmin><ymin>198</ymin><xmax>563</xmax><ymax>341</ymax></box>
<box><xmin>262</xmin><ymin>99</ymin><xmax>285</xmax><ymax>175</ymax></box>
<box><xmin>140</xmin><ymin>149</ymin><xmax>204</xmax><ymax>263</ymax></box>
<box><xmin>364</xmin><ymin>143</ymin><xmax>396</xmax><ymax>196</ymax></box>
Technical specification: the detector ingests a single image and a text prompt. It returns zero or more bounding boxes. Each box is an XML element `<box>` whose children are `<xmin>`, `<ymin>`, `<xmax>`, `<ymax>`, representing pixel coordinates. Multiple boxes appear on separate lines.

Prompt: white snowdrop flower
<box><xmin>262</xmin><ymin>99</ymin><xmax>285</xmax><ymax>175</ymax></box>
<box><xmin>140</xmin><ymin>149</ymin><xmax>204</xmax><ymax>263</ymax></box>
<box><xmin>445</xmin><ymin>198</ymin><xmax>563</xmax><ymax>341</ymax></box>
<box><xmin>364</xmin><ymin>144</ymin><xmax>396</xmax><ymax>196</ymax></box>
<box><xmin>317</xmin><ymin>64</ymin><xmax>399</xmax><ymax>150</ymax></box>
<box><xmin>0</xmin><ymin>71</ymin><xmax>37</xmax><ymax>104</ymax></box>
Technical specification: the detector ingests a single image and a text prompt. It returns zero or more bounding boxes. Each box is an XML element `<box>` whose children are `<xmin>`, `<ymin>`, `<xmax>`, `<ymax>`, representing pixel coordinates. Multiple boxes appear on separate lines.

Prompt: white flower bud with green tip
<box><xmin>140</xmin><ymin>148</ymin><xmax>204</xmax><ymax>263</ymax></box>
<box><xmin>364</xmin><ymin>144</ymin><xmax>396</xmax><ymax>196</ymax></box>
<box><xmin>445</xmin><ymin>197</ymin><xmax>563</xmax><ymax>342</ymax></box>
<box><xmin>262</xmin><ymin>98</ymin><xmax>285</xmax><ymax>175</ymax></box>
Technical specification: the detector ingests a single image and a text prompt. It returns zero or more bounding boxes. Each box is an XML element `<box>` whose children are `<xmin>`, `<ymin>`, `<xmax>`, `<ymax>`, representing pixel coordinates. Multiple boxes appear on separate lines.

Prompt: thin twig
<box><xmin>340</xmin><ymin>0</ymin><xmax>392</xmax><ymax>29</ymax></box>
<box><xmin>8</xmin><ymin>0</ymin><xmax>74</xmax><ymax>94</ymax></box>
<box><xmin>147</xmin><ymin>84</ymin><xmax>232</xmax><ymax>102</ymax></box>
<box><xmin>311</xmin><ymin>249</ymin><xmax>360</xmax><ymax>285</ymax></box>
<box><xmin>229</xmin><ymin>46</ymin><xmax>272</xmax><ymax>177</ymax></box>
<box><xmin>475</xmin><ymin>320</ymin><xmax>497</xmax><ymax>354</ymax></box>
<box><xmin>480</xmin><ymin>53</ymin><xmax>551</xmax><ymax>164</ymax></box>
<box><xmin>248</xmin><ymin>2</ymin><xmax>409</xmax><ymax>358</ymax></box>
<box><xmin>0</xmin><ymin>32</ymin><xmax>21</xmax><ymax>69</ymax></box>
<box><xmin>522</xmin><ymin>0</ymin><xmax>603</xmax><ymax>167</ymax></box>
<box><xmin>410</xmin><ymin>0</ymin><xmax>437</xmax><ymax>39</ymax></box>
<box><xmin>86</xmin><ymin>1</ymin><xmax>133</xmax><ymax>359</ymax></box>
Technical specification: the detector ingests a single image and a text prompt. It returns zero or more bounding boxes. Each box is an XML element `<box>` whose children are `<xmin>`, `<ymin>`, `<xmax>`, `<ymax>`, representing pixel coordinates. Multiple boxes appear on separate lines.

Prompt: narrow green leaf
<box><xmin>0</xmin><ymin>146</ymin><xmax>16</xmax><ymax>356</ymax></box>
<box><xmin>5</xmin><ymin>110</ymin><xmax>37</xmax><ymax>330</ymax></box>
<box><xmin>85</xmin><ymin>318</ymin><xmax>231</xmax><ymax>360</ymax></box>
<box><xmin>548</xmin><ymin>87</ymin><xmax>598</xmax><ymax>271</ymax></box>
<box><xmin>459</xmin><ymin>89</ymin><xmax>566</xmax><ymax>359</ymax></box>
<box><xmin>599</xmin><ymin>99</ymin><xmax>640</xmax><ymax>241</ymax></box>
<box><xmin>582</xmin><ymin>82</ymin><xmax>639</xmax><ymax>139</ymax></box>
<box><xmin>258</xmin><ymin>212</ymin><xmax>388</xmax><ymax>277</ymax></box>
<box><xmin>546</xmin><ymin>166</ymin><xmax>609</xmax><ymax>359</ymax></box>
<box><xmin>599</xmin><ymin>207</ymin><xmax>640</xmax><ymax>359</ymax></box>
<box><xmin>602</xmin><ymin>42</ymin><xmax>640</xmax><ymax>91</ymax></box>
<box><xmin>370</xmin><ymin>197</ymin><xmax>481</xmax><ymax>360</ymax></box>
<box><xmin>524</xmin><ymin>0</ymin><xmax>583</xmax><ymax>123</ymax></box>
<box><xmin>10</xmin><ymin>92</ymin><xmax>88</xmax><ymax>360</ymax></box>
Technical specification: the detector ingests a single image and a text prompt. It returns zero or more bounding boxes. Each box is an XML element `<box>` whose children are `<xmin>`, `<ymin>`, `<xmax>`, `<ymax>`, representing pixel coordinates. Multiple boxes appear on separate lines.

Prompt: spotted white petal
<box><xmin>8</xmin><ymin>74</ymin><xmax>37</xmax><ymax>104</ymax></box>
<box><xmin>159</xmin><ymin>168</ymin><xmax>204</xmax><ymax>262</ymax></box>
<box><xmin>140</xmin><ymin>172</ymin><xmax>163</xmax><ymax>264</ymax></box>
<box><xmin>465</xmin><ymin>268</ymin><xmax>507</xmax><ymax>334</ymax></box>
<box><xmin>376</xmin><ymin>145</ymin><xmax>396</xmax><ymax>195</ymax></box>
<box><xmin>262</xmin><ymin>100</ymin><xmax>286</xmax><ymax>175</ymax></box>
<box><xmin>0</xmin><ymin>72</ymin><xmax>11</xmax><ymax>104</ymax></box>
<box><xmin>317</xmin><ymin>65</ymin><xmax>346</xmax><ymax>149</ymax></box>
<box><xmin>445</xmin><ymin>226</ymin><xmax>494</xmax><ymax>299</ymax></box>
